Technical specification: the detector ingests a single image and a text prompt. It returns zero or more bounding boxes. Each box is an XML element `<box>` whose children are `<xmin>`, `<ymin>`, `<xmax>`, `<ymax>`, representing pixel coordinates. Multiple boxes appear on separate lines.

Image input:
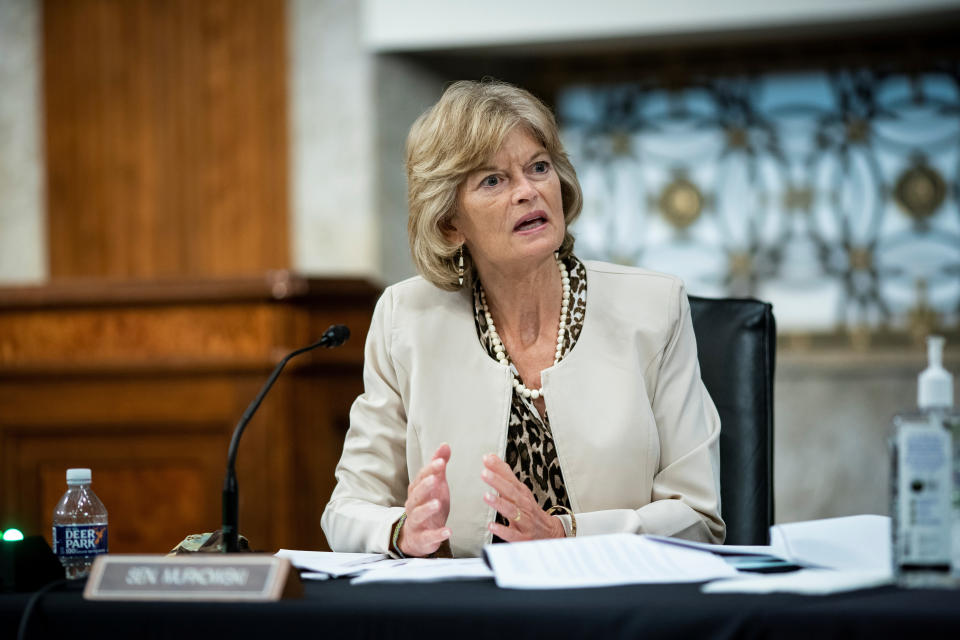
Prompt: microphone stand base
<box><xmin>169</xmin><ymin>531</ymin><xmax>254</xmax><ymax>555</ymax></box>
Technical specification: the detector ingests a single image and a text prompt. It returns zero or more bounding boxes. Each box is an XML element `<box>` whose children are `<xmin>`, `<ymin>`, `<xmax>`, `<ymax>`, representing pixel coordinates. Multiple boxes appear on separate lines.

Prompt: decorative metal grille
<box><xmin>558</xmin><ymin>67</ymin><xmax>960</xmax><ymax>338</ymax></box>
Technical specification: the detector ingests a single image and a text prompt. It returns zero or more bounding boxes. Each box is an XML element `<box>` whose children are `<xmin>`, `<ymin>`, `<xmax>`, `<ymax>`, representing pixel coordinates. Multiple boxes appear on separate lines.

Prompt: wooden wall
<box><xmin>44</xmin><ymin>0</ymin><xmax>289</xmax><ymax>278</ymax></box>
<box><xmin>0</xmin><ymin>1</ymin><xmax>377</xmax><ymax>554</ymax></box>
<box><xmin>0</xmin><ymin>275</ymin><xmax>379</xmax><ymax>553</ymax></box>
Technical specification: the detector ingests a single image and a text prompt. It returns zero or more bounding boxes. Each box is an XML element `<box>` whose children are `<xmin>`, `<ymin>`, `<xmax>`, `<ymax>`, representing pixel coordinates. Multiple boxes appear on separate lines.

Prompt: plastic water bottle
<box><xmin>52</xmin><ymin>468</ymin><xmax>109</xmax><ymax>579</ymax></box>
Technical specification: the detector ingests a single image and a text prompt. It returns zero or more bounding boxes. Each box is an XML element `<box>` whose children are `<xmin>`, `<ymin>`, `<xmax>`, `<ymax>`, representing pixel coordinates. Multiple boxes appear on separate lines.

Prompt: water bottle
<box><xmin>52</xmin><ymin>468</ymin><xmax>109</xmax><ymax>579</ymax></box>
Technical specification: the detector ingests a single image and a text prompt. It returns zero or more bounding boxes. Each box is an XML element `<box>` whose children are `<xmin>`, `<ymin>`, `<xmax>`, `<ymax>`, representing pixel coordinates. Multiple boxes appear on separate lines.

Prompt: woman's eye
<box><xmin>532</xmin><ymin>161</ymin><xmax>550</xmax><ymax>173</ymax></box>
<box><xmin>481</xmin><ymin>175</ymin><xmax>500</xmax><ymax>187</ymax></box>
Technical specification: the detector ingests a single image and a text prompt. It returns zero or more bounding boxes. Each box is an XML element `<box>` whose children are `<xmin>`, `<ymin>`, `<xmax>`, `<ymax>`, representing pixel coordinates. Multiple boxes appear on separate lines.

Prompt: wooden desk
<box><xmin>2</xmin><ymin>577</ymin><xmax>959</xmax><ymax>640</ymax></box>
<box><xmin>0</xmin><ymin>272</ymin><xmax>380</xmax><ymax>554</ymax></box>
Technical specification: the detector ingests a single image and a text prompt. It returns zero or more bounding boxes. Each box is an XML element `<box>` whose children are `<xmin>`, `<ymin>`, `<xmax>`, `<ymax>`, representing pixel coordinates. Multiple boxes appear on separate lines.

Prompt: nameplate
<box><xmin>83</xmin><ymin>554</ymin><xmax>302</xmax><ymax>601</ymax></box>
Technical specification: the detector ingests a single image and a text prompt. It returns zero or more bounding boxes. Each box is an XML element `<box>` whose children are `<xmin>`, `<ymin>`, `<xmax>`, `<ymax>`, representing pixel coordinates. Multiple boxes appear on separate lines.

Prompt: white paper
<box><xmin>350</xmin><ymin>558</ymin><xmax>493</xmax><ymax>584</ymax></box>
<box><xmin>769</xmin><ymin>515</ymin><xmax>891</xmax><ymax>572</ymax></box>
<box><xmin>646</xmin><ymin>535</ymin><xmax>779</xmax><ymax>557</ymax></box>
<box><xmin>699</xmin><ymin>515</ymin><xmax>894</xmax><ymax>595</ymax></box>
<box><xmin>274</xmin><ymin>549</ymin><xmax>387</xmax><ymax>577</ymax></box>
<box><xmin>278</xmin><ymin>514</ymin><xmax>893</xmax><ymax>593</ymax></box>
<box><xmin>299</xmin><ymin>572</ymin><xmax>330</xmax><ymax>581</ymax></box>
<box><xmin>483</xmin><ymin>533</ymin><xmax>739</xmax><ymax>589</ymax></box>
<box><xmin>702</xmin><ymin>569</ymin><xmax>892</xmax><ymax>595</ymax></box>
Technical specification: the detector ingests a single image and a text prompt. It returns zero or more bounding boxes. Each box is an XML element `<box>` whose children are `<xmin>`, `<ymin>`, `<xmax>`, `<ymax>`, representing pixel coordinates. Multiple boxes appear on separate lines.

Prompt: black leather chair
<box><xmin>689</xmin><ymin>296</ymin><xmax>775</xmax><ymax>545</ymax></box>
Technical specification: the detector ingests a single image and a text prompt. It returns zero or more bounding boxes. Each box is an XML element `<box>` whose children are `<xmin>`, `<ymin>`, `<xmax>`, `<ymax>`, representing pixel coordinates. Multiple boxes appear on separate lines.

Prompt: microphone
<box><xmin>221</xmin><ymin>324</ymin><xmax>350</xmax><ymax>552</ymax></box>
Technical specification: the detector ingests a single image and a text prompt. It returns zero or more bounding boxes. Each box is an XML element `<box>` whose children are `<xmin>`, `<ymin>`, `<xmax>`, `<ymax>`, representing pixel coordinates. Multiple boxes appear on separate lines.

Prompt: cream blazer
<box><xmin>321</xmin><ymin>261</ymin><xmax>724</xmax><ymax>557</ymax></box>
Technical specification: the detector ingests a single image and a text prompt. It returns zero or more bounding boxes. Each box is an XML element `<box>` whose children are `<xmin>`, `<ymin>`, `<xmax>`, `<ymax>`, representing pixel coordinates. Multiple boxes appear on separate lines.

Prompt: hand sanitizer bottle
<box><xmin>891</xmin><ymin>336</ymin><xmax>957</xmax><ymax>588</ymax></box>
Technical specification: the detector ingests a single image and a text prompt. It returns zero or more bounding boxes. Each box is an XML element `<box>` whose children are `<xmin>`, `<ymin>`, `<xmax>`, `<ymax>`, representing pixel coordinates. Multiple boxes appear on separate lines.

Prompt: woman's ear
<box><xmin>441</xmin><ymin>216</ymin><xmax>465</xmax><ymax>246</ymax></box>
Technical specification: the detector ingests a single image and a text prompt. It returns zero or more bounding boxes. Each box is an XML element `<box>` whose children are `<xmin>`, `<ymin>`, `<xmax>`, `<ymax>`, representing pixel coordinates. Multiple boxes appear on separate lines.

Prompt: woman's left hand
<box><xmin>481</xmin><ymin>454</ymin><xmax>566</xmax><ymax>542</ymax></box>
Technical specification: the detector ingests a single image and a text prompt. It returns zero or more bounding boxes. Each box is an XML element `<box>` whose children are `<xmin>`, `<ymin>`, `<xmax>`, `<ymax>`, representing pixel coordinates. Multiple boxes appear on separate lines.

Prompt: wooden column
<box><xmin>43</xmin><ymin>0</ymin><xmax>289</xmax><ymax>278</ymax></box>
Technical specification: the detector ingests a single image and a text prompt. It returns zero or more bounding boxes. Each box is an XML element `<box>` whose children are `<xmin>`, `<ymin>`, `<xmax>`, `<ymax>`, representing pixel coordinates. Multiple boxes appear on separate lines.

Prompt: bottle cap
<box><xmin>66</xmin><ymin>468</ymin><xmax>92</xmax><ymax>484</ymax></box>
<box><xmin>918</xmin><ymin>336</ymin><xmax>953</xmax><ymax>409</ymax></box>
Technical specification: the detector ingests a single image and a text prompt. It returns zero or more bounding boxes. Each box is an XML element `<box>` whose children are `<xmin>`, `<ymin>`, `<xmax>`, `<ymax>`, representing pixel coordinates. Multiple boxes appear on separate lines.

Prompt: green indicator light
<box><xmin>2</xmin><ymin>528</ymin><xmax>25</xmax><ymax>541</ymax></box>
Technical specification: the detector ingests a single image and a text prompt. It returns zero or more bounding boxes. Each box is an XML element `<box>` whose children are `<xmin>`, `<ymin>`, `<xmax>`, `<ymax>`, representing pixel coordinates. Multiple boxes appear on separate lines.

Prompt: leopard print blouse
<box><xmin>472</xmin><ymin>256</ymin><xmax>588</xmax><ymax>529</ymax></box>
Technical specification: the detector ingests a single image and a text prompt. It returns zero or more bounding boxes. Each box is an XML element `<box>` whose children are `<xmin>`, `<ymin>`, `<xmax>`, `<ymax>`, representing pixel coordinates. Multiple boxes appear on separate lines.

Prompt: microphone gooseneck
<box><xmin>221</xmin><ymin>324</ymin><xmax>350</xmax><ymax>552</ymax></box>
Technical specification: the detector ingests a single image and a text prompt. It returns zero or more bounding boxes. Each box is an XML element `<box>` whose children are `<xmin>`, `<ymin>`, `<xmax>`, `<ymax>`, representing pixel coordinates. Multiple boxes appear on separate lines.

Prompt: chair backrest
<box><xmin>688</xmin><ymin>295</ymin><xmax>775</xmax><ymax>545</ymax></box>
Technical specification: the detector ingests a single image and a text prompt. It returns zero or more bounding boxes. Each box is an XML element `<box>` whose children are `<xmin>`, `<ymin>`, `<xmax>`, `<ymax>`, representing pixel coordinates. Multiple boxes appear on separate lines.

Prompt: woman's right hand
<box><xmin>398</xmin><ymin>443</ymin><xmax>452</xmax><ymax>557</ymax></box>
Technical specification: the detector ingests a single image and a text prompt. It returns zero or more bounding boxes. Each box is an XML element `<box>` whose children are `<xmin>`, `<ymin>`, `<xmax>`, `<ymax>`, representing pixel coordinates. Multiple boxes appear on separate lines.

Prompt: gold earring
<box><xmin>457</xmin><ymin>246</ymin><xmax>465</xmax><ymax>286</ymax></box>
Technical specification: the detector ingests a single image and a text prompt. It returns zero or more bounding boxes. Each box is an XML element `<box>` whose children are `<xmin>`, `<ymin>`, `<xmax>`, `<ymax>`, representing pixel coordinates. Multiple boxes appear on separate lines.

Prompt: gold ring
<box><xmin>514</xmin><ymin>509</ymin><xmax>522</xmax><ymax>523</ymax></box>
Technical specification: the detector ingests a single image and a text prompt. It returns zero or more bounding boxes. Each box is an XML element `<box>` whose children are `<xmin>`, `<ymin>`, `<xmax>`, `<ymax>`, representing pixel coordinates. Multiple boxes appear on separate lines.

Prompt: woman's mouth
<box><xmin>514</xmin><ymin>213</ymin><xmax>547</xmax><ymax>233</ymax></box>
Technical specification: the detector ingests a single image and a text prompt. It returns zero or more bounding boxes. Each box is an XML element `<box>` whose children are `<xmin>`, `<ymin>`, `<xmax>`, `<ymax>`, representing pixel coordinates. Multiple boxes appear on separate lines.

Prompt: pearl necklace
<box><xmin>480</xmin><ymin>254</ymin><xmax>570</xmax><ymax>401</ymax></box>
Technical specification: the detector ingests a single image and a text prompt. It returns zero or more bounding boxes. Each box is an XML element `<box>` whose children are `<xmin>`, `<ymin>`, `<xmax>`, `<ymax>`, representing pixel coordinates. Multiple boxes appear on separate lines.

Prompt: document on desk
<box><xmin>350</xmin><ymin>558</ymin><xmax>493</xmax><ymax>584</ymax></box>
<box><xmin>698</xmin><ymin>515</ymin><xmax>894</xmax><ymax>595</ymax></box>
<box><xmin>645</xmin><ymin>535</ymin><xmax>778</xmax><ymax>557</ymax></box>
<box><xmin>483</xmin><ymin>534</ymin><xmax>739</xmax><ymax>589</ymax></box>
<box><xmin>645</xmin><ymin>537</ymin><xmax>797</xmax><ymax>573</ymax></box>
<box><xmin>651</xmin><ymin>515</ymin><xmax>891</xmax><ymax>572</ymax></box>
<box><xmin>275</xmin><ymin>550</ymin><xmax>387</xmax><ymax>578</ymax></box>
<box><xmin>274</xmin><ymin>550</ymin><xmax>492</xmax><ymax>584</ymax></box>
<box><xmin>768</xmin><ymin>514</ymin><xmax>890</xmax><ymax>572</ymax></box>
<box><xmin>701</xmin><ymin>568</ymin><xmax>892</xmax><ymax>595</ymax></box>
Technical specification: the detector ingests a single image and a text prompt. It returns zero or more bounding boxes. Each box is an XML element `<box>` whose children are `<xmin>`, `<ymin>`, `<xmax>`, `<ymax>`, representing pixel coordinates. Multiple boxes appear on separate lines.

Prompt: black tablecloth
<box><xmin>3</xmin><ymin>576</ymin><xmax>960</xmax><ymax>640</ymax></box>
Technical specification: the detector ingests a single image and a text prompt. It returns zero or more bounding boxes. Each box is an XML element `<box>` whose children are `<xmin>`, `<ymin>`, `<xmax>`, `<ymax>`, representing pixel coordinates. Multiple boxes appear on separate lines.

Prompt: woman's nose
<box><xmin>511</xmin><ymin>175</ymin><xmax>538</xmax><ymax>204</ymax></box>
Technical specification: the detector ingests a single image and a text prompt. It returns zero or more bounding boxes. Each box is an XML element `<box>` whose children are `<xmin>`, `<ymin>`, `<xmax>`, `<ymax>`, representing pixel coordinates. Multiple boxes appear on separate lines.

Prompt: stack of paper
<box><xmin>700</xmin><ymin>515</ymin><xmax>893</xmax><ymax>595</ymax></box>
<box><xmin>274</xmin><ymin>550</ymin><xmax>389</xmax><ymax>580</ymax></box>
<box><xmin>483</xmin><ymin>534</ymin><xmax>739</xmax><ymax>589</ymax></box>
<box><xmin>768</xmin><ymin>514</ymin><xmax>891</xmax><ymax>572</ymax></box>
<box><xmin>350</xmin><ymin>558</ymin><xmax>493</xmax><ymax>584</ymax></box>
<box><xmin>701</xmin><ymin>569</ymin><xmax>892</xmax><ymax>595</ymax></box>
<box><xmin>276</xmin><ymin>514</ymin><xmax>894</xmax><ymax>594</ymax></box>
<box><xmin>274</xmin><ymin>549</ymin><xmax>492</xmax><ymax>584</ymax></box>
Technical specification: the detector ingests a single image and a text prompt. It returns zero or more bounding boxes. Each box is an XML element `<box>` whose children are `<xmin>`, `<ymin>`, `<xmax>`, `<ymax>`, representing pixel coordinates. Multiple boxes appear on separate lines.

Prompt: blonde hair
<box><xmin>406</xmin><ymin>79</ymin><xmax>582</xmax><ymax>291</ymax></box>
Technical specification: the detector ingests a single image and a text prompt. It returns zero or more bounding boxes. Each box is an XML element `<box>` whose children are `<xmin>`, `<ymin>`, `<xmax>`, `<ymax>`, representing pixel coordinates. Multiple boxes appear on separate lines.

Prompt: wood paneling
<box><xmin>0</xmin><ymin>274</ymin><xmax>380</xmax><ymax>553</ymax></box>
<box><xmin>27</xmin><ymin>1</ymin><xmax>372</xmax><ymax>555</ymax></box>
<box><xmin>43</xmin><ymin>0</ymin><xmax>289</xmax><ymax>278</ymax></box>
<box><xmin>31</xmin><ymin>428</ymin><xmax>221</xmax><ymax>554</ymax></box>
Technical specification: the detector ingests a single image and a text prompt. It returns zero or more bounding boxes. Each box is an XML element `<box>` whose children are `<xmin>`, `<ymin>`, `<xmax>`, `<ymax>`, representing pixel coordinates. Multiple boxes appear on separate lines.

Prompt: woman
<box><xmin>321</xmin><ymin>80</ymin><xmax>724</xmax><ymax>558</ymax></box>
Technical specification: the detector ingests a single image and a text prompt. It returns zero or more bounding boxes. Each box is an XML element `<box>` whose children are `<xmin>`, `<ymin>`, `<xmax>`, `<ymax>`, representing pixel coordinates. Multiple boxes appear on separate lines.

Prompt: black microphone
<box><xmin>221</xmin><ymin>324</ymin><xmax>350</xmax><ymax>552</ymax></box>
